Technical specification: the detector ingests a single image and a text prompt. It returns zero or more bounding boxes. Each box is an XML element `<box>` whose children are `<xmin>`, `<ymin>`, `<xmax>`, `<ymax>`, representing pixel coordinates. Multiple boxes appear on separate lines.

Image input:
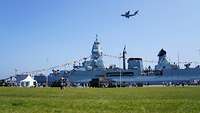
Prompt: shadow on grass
<box><xmin>11</xmin><ymin>101</ymin><xmax>24</xmax><ymax>107</ymax></box>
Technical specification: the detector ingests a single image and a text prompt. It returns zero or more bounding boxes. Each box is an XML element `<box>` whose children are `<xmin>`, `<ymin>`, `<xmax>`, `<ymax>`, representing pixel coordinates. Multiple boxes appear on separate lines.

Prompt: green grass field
<box><xmin>0</xmin><ymin>87</ymin><xmax>200</xmax><ymax>113</ymax></box>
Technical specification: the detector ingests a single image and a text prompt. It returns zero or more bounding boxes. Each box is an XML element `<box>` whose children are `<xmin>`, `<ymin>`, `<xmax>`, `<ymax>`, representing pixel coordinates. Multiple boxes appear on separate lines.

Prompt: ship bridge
<box><xmin>82</xmin><ymin>38</ymin><xmax>105</xmax><ymax>70</ymax></box>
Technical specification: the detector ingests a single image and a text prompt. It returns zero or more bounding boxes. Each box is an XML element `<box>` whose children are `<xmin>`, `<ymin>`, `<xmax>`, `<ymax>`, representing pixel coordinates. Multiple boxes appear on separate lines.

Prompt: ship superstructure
<box><xmin>47</xmin><ymin>38</ymin><xmax>106</xmax><ymax>86</ymax></box>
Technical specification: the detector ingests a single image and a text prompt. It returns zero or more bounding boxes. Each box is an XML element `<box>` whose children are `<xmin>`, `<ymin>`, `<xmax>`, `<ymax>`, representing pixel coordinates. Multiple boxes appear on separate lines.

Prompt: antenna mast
<box><xmin>122</xmin><ymin>46</ymin><xmax>127</xmax><ymax>70</ymax></box>
<box><xmin>177</xmin><ymin>52</ymin><xmax>180</xmax><ymax>68</ymax></box>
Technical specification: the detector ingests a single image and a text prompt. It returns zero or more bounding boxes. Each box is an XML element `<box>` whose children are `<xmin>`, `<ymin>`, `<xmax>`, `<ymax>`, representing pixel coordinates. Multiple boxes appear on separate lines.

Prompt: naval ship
<box><xmin>47</xmin><ymin>39</ymin><xmax>200</xmax><ymax>87</ymax></box>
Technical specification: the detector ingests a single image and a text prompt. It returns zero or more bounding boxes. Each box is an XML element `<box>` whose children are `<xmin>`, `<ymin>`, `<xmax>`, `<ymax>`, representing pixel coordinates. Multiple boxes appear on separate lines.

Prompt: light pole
<box><xmin>120</xmin><ymin>68</ymin><xmax>121</xmax><ymax>87</ymax></box>
<box><xmin>46</xmin><ymin>58</ymin><xmax>49</xmax><ymax>87</ymax></box>
<box><xmin>119</xmin><ymin>53</ymin><xmax>122</xmax><ymax>88</ymax></box>
<box><xmin>46</xmin><ymin>72</ymin><xmax>48</xmax><ymax>87</ymax></box>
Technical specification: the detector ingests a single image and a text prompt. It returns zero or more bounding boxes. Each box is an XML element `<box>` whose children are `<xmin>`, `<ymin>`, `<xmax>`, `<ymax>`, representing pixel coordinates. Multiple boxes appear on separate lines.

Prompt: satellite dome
<box><xmin>158</xmin><ymin>49</ymin><xmax>166</xmax><ymax>57</ymax></box>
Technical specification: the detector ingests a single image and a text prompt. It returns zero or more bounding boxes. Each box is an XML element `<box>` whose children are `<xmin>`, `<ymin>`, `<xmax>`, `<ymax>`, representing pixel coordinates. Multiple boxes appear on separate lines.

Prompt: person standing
<box><xmin>60</xmin><ymin>77</ymin><xmax>65</xmax><ymax>90</ymax></box>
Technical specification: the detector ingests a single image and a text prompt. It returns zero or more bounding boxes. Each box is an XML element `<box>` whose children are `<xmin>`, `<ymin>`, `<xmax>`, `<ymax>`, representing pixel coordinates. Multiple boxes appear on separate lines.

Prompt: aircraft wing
<box><xmin>126</xmin><ymin>11</ymin><xmax>130</xmax><ymax>15</ymax></box>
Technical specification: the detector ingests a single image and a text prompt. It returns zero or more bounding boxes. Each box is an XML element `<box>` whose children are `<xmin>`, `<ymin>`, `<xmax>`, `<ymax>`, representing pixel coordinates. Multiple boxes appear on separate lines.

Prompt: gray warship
<box><xmin>47</xmin><ymin>38</ymin><xmax>200</xmax><ymax>87</ymax></box>
<box><xmin>3</xmin><ymin>38</ymin><xmax>200</xmax><ymax>87</ymax></box>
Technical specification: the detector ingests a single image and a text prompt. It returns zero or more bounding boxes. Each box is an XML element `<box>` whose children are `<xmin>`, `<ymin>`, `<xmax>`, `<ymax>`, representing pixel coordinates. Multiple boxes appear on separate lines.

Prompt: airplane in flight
<box><xmin>121</xmin><ymin>10</ymin><xmax>139</xmax><ymax>18</ymax></box>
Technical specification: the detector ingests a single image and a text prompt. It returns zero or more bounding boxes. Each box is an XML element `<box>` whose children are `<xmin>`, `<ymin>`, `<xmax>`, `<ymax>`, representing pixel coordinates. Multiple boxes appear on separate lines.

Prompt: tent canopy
<box><xmin>20</xmin><ymin>75</ymin><xmax>37</xmax><ymax>87</ymax></box>
<box><xmin>21</xmin><ymin>75</ymin><xmax>36</xmax><ymax>82</ymax></box>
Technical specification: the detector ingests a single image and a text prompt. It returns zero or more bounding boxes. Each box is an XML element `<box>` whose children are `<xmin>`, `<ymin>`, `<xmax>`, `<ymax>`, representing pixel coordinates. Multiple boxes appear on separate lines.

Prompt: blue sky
<box><xmin>0</xmin><ymin>0</ymin><xmax>200</xmax><ymax>78</ymax></box>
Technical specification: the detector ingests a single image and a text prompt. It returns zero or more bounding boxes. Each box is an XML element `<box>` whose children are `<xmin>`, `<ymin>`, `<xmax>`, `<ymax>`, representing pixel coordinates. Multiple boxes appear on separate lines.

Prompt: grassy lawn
<box><xmin>0</xmin><ymin>87</ymin><xmax>200</xmax><ymax>113</ymax></box>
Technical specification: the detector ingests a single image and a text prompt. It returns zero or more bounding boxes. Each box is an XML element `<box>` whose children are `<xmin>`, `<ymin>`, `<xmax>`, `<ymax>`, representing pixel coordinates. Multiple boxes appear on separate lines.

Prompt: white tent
<box><xmin>20</xmin><ymin>75</ymin><xmax>37</xmax><ymax>87</ymax></box>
